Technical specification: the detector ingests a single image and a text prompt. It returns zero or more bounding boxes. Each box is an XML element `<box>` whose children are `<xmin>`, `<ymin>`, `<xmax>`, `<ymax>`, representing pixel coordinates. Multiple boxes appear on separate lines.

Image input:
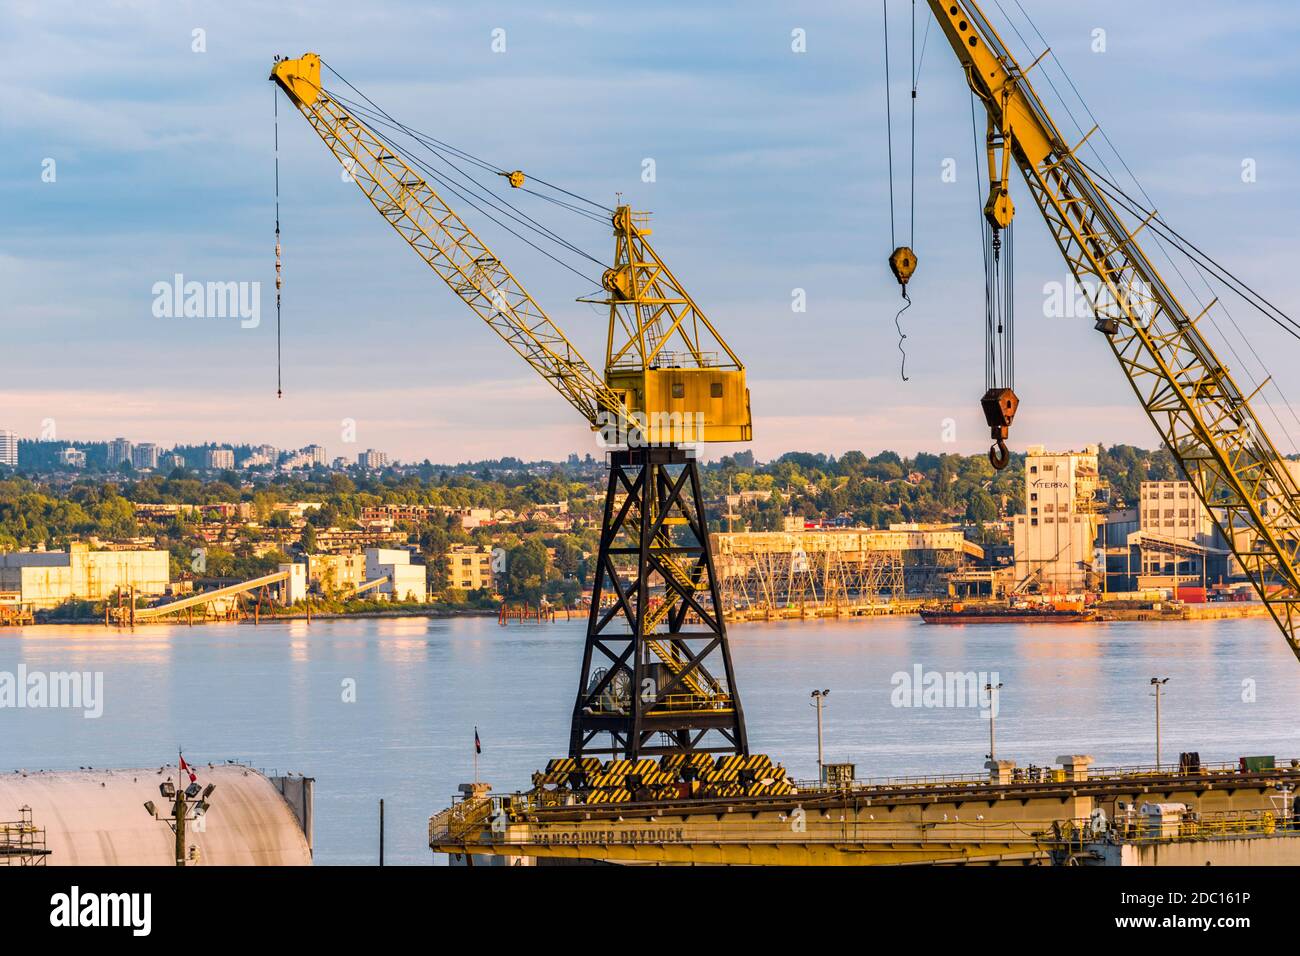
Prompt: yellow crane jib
<box><xmin>273</xmin><ymin>51</ymin><xmax>752</xmax><ymax>760</ymax></box>
<box><xmin>928</xmin><ymin>1</ymin><xmax>1300</xmax><ymax>662</ymax></box>
<box><xmin>270</xmin><ymin>52</ymin><xmax>750</xmax><ymax>448</ymax></box>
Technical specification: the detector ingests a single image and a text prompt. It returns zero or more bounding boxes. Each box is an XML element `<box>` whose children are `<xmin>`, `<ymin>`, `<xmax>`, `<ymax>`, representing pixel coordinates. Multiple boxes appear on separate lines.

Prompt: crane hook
<box><xmin>989</xmin><ymin>438</ymin><xmax>1010</xmax><ymax>471</ymax></box>
<box><xmin>980</xmin><ymin>387</ymin><xmax>1019</xmax><ymax>472</ymax></box>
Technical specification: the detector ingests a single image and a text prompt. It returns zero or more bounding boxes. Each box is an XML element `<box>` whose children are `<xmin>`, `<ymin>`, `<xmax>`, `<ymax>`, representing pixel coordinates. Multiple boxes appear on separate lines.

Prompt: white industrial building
<box><xmin>0</xmin><ymin>543</ymin><xmax>170</xmax><ymax>609</ymax></box>
<box><xmin>1012</xmin><ymin>445</ymin><xmax>1102</xmax><ymax>593</ymax></box>
<box><xmin>365</xmin><ymin>548</ymin><xmax>427</xmax><ymax>602</ymax></box>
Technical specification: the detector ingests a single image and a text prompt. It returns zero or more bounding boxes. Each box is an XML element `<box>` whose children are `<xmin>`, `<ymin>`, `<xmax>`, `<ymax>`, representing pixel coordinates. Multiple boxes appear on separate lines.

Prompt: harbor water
<box><xmin>2</xmin><ymin>614</ymin><xmax>1298</xmax><ymax>864</ymax></box>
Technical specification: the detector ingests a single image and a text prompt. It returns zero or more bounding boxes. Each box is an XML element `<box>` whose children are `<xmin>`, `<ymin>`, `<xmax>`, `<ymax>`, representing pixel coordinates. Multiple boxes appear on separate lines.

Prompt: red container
<box><xmin>1176</xmin><ymin>586</ymin><xmax>1207</xmax><ymax>603</ymax></box>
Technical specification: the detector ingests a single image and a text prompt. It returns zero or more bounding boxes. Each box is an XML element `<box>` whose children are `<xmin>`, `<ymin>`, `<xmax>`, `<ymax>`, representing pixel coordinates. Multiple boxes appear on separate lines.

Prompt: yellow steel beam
<box><xmin>270</xmin><ymin>53</ymin><xmax>625</xmax><ymax>430</ymax></box>
<box><xmin>929</xmin><ymin>2</ymin><xmax>1300</xmax><ymax>660</ymax></box>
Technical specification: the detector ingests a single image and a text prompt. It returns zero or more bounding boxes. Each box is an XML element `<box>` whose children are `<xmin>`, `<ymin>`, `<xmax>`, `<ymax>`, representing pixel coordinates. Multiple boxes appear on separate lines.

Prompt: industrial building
<box><xmin>364</xmin><ymin>548</ymin><xmax>427</xmax><ymax>602</ymax></box>
<box><xmin>0</xmin><ymin>543</ymin><xmax>170</xmax><ymax>610</ymax></box>
<box><xmin>1011</xmin><ymin>445</ymin><xmax>1103</xmax><ymax>593</ymax></box>
<box><xmin>711</xmin><ymin>525</ymin><xmax>983</xmax><ymax>616</ymax></box>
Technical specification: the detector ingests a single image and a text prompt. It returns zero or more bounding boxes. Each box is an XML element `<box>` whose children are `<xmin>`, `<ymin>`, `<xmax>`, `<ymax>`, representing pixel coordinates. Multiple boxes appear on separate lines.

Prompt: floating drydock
<box><xmin>429</xmin><ymin>755</ymin><xmax>1300</xmax><ymax>865</ymax></box>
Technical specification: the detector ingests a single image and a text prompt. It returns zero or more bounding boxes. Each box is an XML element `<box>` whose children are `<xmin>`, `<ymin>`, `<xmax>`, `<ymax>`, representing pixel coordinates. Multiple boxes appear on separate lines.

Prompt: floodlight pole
<box><xmin>173</xmin><ymin>787</ymin><xmax>186</xmax><ymax>867</ymax></box>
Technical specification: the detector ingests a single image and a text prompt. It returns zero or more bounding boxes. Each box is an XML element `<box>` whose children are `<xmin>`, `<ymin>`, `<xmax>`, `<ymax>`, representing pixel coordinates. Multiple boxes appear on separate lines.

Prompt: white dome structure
<box><xmin>0</xmin><ymin>765</ymin><xmax>312</xmax><ymax>866</ymax></box>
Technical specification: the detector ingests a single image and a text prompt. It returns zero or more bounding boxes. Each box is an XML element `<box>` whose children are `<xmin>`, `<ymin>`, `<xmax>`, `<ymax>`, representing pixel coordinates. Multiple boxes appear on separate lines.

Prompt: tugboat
<box><xmin>919</xmin><ymin>600</ymin><xmax>1097</xmax><ymax>625</ymax></box>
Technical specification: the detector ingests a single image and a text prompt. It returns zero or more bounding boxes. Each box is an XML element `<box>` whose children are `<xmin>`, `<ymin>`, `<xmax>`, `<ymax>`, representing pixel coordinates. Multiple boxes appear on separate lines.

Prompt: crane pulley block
<box><xmin>980</xmin><ymin>386</ymin><xmax>1019</xmax><ymax>470</ymax></box>
<box><xmin>889</xmin><ymin>246</ymin><xmax>918</xmax><ymax>289</ymax></box>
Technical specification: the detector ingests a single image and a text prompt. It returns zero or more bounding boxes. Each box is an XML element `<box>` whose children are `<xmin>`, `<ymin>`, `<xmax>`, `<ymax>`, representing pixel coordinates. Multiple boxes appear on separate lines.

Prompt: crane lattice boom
<box><xmin>931</xmin><ymin>1</ymin><xmax>1300</xmax><ymax>659</ymax></box>
<box><xmin>270</xmin><ymin>54</ymin><xmax>624</xmax><ymax>428</ymax></box>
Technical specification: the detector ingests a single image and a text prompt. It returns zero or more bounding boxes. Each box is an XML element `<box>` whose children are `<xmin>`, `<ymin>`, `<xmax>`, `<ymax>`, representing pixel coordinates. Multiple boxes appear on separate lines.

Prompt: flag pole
<box><xmin>473</xmin><ymin>727</ymin><xmax>479</xmax><ymax>785</ymax></box>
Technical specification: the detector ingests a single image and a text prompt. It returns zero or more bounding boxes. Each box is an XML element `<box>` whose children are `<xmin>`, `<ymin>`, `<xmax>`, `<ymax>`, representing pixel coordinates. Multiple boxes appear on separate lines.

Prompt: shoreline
<box><xmin>26</xmin><ymin>606</ymin><xmax>502</xmax><ymax>627</ymax></box>
<box><xmin>14</xmin><ymin>602</ymin><xmax>1272</xmax><ymax>629</ymax></box>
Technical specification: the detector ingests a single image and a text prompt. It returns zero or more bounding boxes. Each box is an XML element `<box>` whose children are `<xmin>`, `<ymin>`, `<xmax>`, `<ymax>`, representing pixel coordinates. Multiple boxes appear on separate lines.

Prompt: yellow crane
<box><xmin>926</xmin><ymin>1</ymin><xmax>1300</xmax><ymax>660</ymax></box>
<box><xmin>271</xmin><ymin>53</ymin><xmax>750</xmax><ymax>758</ymax></box>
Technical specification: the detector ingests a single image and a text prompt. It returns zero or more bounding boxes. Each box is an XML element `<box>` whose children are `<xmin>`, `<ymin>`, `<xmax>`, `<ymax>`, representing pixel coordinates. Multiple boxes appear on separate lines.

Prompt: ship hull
<box><xmin>919</xmin><ymin>609</ymin><xmax>1097</xmax><ymax>625</ymax></box>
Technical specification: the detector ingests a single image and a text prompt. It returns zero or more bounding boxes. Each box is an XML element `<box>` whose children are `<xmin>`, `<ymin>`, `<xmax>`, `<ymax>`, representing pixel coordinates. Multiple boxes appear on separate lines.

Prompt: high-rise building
<box><xmin>107</xmin><ymin>437</ymin><xmax>133</xmax><ymax>469</ymax></box>
<box><xmin>0</xmin><ymin>429</ymin><xmax>17</xmax><ymax>468</ymax></box>
<box><xmin>60</xmin><ymin>447</ymin><xmax>87</xmax><ymax>468</ymax></box>
<box><xmin>132</xmin><ymin>442</ymin><xmax>161</xmax><ymax>470</ymax></box>
<box><xmin>164</xmin><ymin>452</ymin><xmax>186</xmax><ymax>471</ymax></box>
<box><xmin>1011</xmin><ymin>445</ymin><xmax>1102</xmax><ymax>593</ymax></box>
<box><xmin>304</xmin><ymin>444</ymin><xmax>328</xmax><ymax>466</ymax></box>
<box><xmin>205</xmin><ymin>448</ymin><xmax>235</xmax><ymax>470</ymax></box>
<box><xmin>358</xmin><ymin>449</ymin><xmax>389</xmax><ymax>470</ymax></box>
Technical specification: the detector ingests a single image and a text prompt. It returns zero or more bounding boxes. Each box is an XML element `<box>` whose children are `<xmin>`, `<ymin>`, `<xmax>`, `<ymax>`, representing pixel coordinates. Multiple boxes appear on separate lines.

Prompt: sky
<box><xmin>2</xmin><ymin>0</ymin><xmax>1299</xmax><ymax>464</ymax></box>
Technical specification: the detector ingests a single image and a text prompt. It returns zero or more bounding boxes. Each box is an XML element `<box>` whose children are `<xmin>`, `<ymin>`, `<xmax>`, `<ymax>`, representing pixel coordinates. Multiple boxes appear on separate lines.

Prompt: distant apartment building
<box><xmin>60</xmin><ymin>446</ymin><xmax>87</xmax><ymax>468</ymax></box>
<box><xmin>205</xmin><ymin>447</ymin><xmax>235</xmax><ymax>470</ymax></box>
<box><xmin>107</xmin><ymin>437</ymin><xmax>133</xmax><ymax>469</ymax></box>
<box><xmin>303</xmin><ymin>444</ymin><xmax>328</xmax><ymax>466</ymax></box>
<box><xmin>0</xmin><ymin>543</ymin><xmax>169</xmax><ymax>610</ymax></box>
<box><xmin>164</xmin><ymin>452</ymin><xmax>186</xmax><ymax>471</ymax></box>
<box><xmin>1012</xmin><ymin>445</ymin><xmax>1102</xmax><ymax>593</ymax></box>
<box><xmin>358</xmin><ymin>449</ymin><xmax>389</xmax><ymax>469</ymax></box>
<box><xmin>308</xmin><ymin>553</ymin><xmax>368</xmax><ymax>594</ymax></box>
<box><xmin>360</xmin><ymin>504</ymin><xmax>493</xmax><ymax>530</ymax></box>
<box><xmin>0</xmin><ymin>429</ymin><xmax>17</xmax><ymax>467</ymax></box>
<box><xmin>131</xmin><ymin>442</ymin><xmax>161</xmax><ymax>470</ymax></box>
<box><xmin>446</xmin><ymin>544</ymin><xmax>496</xmax><ymax>592</ymax></box>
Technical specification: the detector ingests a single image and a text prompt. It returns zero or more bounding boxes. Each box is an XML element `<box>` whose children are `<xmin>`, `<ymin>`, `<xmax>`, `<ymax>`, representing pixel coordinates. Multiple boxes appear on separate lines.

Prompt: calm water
<box><xmin>2</xmin><ymin>614</ymin><xmax>1299</xmax><ymax>864</ymax></box>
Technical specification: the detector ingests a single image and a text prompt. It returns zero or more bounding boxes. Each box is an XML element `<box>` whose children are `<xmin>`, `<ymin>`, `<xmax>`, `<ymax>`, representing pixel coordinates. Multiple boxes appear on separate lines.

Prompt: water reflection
<box><xmin>1</xmin><ymin>614</ymin><xmax>1297</xmax><ymax>864</ymax></box>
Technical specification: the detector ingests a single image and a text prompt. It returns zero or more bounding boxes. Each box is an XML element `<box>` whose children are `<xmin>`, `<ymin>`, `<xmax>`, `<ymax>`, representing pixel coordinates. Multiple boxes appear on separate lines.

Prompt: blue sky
<box><xmin>2</xmin><ymin>0</ymin><xmax>1299</xmax><ymax>463</ymax></box>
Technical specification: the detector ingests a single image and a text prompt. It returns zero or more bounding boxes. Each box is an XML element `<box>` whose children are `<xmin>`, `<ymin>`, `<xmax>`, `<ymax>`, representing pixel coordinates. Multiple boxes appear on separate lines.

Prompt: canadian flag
<box><xmin>180</xmin><ymin>755</ymin><xmax>197</xmax><ymax>784</ymax></box>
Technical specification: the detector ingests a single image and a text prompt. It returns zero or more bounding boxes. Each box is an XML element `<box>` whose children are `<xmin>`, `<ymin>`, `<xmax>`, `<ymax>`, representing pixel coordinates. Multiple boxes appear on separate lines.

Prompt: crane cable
<box><xmin>971</xmin><ymin>90</ymin><xmax>1016</xmax><ymax>470</ymax></box>
<box><xmin>319</xmin><ymin>59</ymin><xmax>610</xmax><ymax>287</ymax></box>
<box><xmin>996</xmin><ymin>0</ymin><xmax>1300</xmax><ymax>456</ymax></box>
<box><xmin>882</xmin><ymin>0</ymin><xmax>924</xmax><ymax>381</ymax></box>
<box><xmin>273</xmin><ymin>83</ymin><xmax>283</xmax><ymax>399</ymax></box>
